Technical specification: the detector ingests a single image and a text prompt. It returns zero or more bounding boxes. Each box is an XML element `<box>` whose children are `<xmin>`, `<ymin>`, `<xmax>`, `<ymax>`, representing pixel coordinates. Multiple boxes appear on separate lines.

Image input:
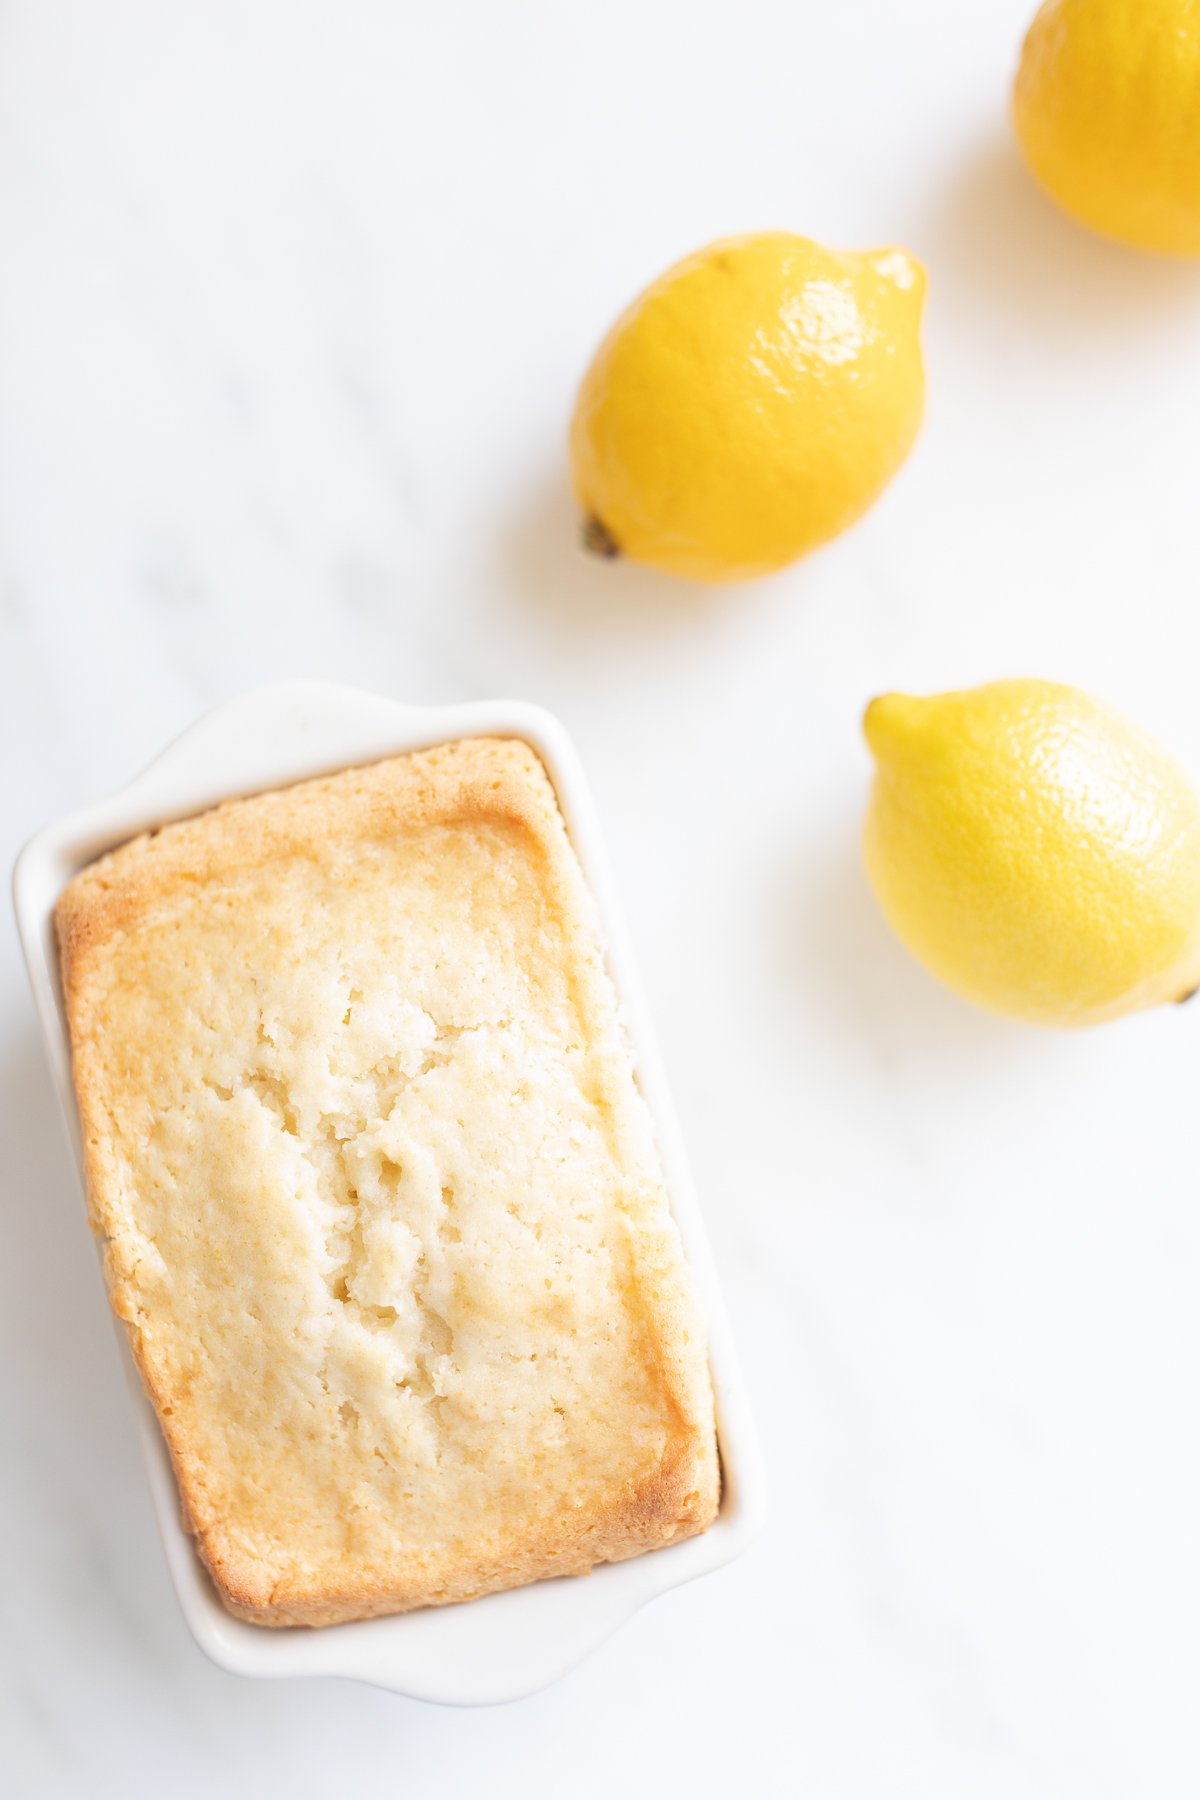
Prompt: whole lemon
<box><xmin>1014</xmin><ymin>0</ymin><xmax>1200</xmax><ymax>256</ymax></box>
<box><xmin>570</xmin><ymin>233</ymin><xmax>926</xmax><ymax>584</ymax></box>
<box><xmin>863</xmin><ymin>680</ymin><xmax>1200</xmax><ymax>1027</ymax></box>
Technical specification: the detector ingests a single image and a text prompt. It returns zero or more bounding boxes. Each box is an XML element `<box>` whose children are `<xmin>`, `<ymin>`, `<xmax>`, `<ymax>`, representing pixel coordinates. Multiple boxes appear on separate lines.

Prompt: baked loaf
<box><xmin>57</xmin><ymin>737</ymin><xmax>719</xmax><ymax>1626</ymax></box>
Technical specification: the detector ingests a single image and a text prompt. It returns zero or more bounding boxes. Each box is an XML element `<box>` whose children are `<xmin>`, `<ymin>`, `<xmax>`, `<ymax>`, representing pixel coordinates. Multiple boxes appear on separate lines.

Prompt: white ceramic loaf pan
<box><xmin>12</xmin><ymin>682</ymin><xmax>766</xmax><ymax>1705</ymax></box>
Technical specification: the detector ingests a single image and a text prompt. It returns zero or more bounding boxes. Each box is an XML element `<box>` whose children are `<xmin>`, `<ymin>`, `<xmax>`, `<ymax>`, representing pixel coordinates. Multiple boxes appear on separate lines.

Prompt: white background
<box><xmin>4</xmin><ymin>1</ymin><xmax>1200</xmax><ymax>1794</ymax></box>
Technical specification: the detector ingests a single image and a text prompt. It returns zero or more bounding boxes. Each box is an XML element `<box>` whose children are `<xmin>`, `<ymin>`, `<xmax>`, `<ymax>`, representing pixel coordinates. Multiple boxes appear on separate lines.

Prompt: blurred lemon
<box><xmin>1014</xmin><ymin>0</ymin><xmax>1200</xmax><ymax>255</ymax></box>
<box><xmin>569</xmin><ymin>232</ymin><xmax>926</xmax><ymax>584</ymax></box>
<box><xmin>863</xmin><ymin>679</ymin><xmax>1200</xmax><ymax>1026</ymax></box>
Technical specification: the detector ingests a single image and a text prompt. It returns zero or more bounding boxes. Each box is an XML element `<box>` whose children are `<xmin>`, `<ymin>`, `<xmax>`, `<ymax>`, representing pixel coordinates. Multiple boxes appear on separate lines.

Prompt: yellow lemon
<box><xmin>570</xmin><ymin>232</ymin><xmax>926</xmax><ymax>584</ymax></box>
<box><xmin>863</xmin><ymin>680</ymin><xmax>1200</xmax><ymax>1027</ymax></box>
<box><xmin>1013</xmin><ymin>0</ymin><xmax>1200</xmax><ymax>256</ymax></box>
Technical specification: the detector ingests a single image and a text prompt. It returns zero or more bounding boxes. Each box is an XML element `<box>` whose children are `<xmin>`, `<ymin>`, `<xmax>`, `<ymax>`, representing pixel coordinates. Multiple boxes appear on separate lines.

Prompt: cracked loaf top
<box><xmin>56</xmin><ymin>737</ymin><xmax>719</xmax><ymax>1626</ymax></box>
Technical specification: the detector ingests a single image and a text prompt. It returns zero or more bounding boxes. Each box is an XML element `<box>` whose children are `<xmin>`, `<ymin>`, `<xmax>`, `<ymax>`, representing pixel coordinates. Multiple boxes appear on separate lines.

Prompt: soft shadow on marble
<box><xmin>925</xmin><ymin>137</ymin><xmax>1200</xmax><ymax>339</ymax></box>
<box><xmin>784</xmin><ymin>836</ymin><xmax>1039</xmax><ymax>1077</ymax></box>
<box><xmin>500</xmin><ymin>470</ymin><xmax>771</xmax><ymax>646</ymax></box>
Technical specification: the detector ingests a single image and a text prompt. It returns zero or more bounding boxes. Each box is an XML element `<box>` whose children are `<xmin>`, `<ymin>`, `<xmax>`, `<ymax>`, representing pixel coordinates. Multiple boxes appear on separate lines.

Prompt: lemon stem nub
<box><xmin>582</xmin><ymin>515</ymin><xmax>621</xmax><ymax>561</ymax></box>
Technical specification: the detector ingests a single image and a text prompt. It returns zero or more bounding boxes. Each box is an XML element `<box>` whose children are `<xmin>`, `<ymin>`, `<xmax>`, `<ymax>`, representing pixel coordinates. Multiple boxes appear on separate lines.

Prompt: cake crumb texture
<box><xmin>56</xmin><ymin>738</ymin><xmax>719</xmax><ymax>1625</ymax></box>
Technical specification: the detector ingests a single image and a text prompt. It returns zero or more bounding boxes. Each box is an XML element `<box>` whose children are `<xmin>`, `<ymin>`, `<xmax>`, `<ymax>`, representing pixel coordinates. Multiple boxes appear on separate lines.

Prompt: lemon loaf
<box><xmin>56</xmin><ymin>738</ymin><xmax>719</xmax><ymax>1627</ymax></box>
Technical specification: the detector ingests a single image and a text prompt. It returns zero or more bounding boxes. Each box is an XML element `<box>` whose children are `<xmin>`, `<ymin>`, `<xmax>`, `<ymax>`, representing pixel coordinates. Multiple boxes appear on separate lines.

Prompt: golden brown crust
<box><xmin>58</xmin><ymin>736</ymin><xmax>719</xmax><ymax>1627</ymax></box>
<box><xmin>57</xmin><ymin>738</ymin><xmax>555</xmax><ymax>985</ymax></box>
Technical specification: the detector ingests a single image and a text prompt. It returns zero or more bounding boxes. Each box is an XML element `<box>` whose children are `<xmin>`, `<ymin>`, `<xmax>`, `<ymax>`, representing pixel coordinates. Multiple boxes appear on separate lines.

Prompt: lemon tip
<box><xmin>862</xmin><ymin>692</ymin><xmax>902</xmax><ymax>759</ymax></box>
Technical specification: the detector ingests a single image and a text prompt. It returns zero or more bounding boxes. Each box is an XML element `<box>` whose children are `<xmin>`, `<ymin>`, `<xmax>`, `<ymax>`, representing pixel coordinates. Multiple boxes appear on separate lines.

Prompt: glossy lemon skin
<box><xmin>1014</xmin><ymin>0</ymin><xmax>1200</xmax><ymax>256</ymax></box>
<box><xmin>570</xmin><ymin>233</ymin><xmax>926</xmax><ymax>584</ymax></box>
<box><xmin>863</xmin><ymin>680</ymin><xmax>1200</xmax><ymax>1027</ymax></box>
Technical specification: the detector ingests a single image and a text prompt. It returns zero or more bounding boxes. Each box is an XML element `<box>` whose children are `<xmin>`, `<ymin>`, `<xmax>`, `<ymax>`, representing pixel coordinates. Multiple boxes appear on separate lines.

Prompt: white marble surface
<box><xmin>6</xmin><ymin>1</ymin><xmax>1200</xmax><ymax>1793</ymax></box>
